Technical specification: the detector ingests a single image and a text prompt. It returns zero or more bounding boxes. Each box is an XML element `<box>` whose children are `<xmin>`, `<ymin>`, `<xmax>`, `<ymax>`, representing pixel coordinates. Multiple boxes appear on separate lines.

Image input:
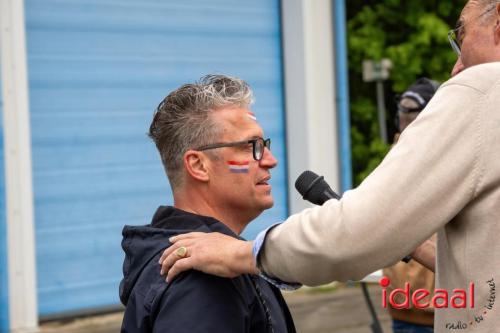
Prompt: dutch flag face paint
<box><xmin>228</xmin><ymin>160</ymin><xmax>250</xmax><ymax>173</ymax></box>
<box><xmin>246</xmin><ymin>112</ymin><xmax>257</xmax><ymax>121</ymax></box>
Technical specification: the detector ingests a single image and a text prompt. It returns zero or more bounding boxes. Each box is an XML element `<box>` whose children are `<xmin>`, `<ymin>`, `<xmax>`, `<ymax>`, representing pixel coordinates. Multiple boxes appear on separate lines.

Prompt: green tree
<box><xmin>346</xmin><ymin>0</ymin><xmax>466</xmax><ymax>185</ymax></box>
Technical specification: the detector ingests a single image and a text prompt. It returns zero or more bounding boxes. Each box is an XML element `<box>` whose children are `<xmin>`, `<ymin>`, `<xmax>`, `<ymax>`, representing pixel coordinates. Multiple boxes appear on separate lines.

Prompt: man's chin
<box><xmin>261</xmin><ymin>198</ymin><xmax>274</xmax><ymax>210</ymax></box>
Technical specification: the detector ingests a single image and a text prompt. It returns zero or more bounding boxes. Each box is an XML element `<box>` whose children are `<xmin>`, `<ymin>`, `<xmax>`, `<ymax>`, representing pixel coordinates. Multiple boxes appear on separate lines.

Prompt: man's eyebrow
<box><xmin>244</xmin><ymin>135</ymin><xmax>262</xmax><ymax>140</ymax></box>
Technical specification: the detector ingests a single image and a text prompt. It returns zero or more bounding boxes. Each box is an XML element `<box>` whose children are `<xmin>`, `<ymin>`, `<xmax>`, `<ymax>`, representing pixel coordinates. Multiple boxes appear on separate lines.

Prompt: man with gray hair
<box><xmin>119</xmin><ymin>75</ymin><xmax>295</xmax><ymax>332</ymax></box>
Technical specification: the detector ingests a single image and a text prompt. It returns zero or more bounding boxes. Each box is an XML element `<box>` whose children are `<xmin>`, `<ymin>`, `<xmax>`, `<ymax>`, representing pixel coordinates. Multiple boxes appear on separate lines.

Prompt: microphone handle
<box><xmin>323</xmin><ymin>187</ymin><xmax>341</xmax><ymax>201</ymax></box>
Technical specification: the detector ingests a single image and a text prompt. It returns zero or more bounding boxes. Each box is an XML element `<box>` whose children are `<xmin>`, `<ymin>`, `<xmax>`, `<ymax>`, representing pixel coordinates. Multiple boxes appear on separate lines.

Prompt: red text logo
<box><xmin>379</xmin><ymin>276</ymin><xmax>475</xmax><ymax>309</ymax></box>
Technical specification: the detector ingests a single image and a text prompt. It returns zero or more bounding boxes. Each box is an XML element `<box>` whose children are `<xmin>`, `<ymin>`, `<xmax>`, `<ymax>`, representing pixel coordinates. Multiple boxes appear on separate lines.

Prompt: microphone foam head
<box><xmin>295</xmin><ymin>170</ymin><xmax>320</xmax><ymax>196</ymax></box>
<box><xmin>296</xmin><ymin>170</ymin><xmax>339</xmax><ymax>205</ymax></box>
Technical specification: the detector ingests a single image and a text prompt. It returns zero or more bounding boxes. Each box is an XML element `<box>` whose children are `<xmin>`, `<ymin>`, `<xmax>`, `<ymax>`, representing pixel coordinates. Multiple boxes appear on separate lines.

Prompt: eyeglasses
<box><xmin>195</xmin><ymin>137</ymin><xmax>271</xmax><ymax>161</ymax></box>
<box><xmin>448</xmin><ymin>5</ymin><xmax>497</xmax><ymax>56</ymax></box>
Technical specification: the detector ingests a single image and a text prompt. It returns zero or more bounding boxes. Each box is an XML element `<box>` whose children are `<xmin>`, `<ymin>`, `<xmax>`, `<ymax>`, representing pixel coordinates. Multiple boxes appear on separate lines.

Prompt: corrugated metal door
<box><xmin>0</xmin><ymin>67</ymin><xmax>10</xmax><ymax>332</ymax></box>
<box><xmin>25</xmin><ymin>0</ymin><xmax>287</xmax><ymax>316</ymax></box>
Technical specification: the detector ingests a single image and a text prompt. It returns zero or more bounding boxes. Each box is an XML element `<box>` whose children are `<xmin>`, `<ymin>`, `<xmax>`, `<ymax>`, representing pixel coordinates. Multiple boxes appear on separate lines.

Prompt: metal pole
<box><xmin>361</xmin><ymin>282</ymin><xmax>384</xmax><ymax>333</ymax></box>
<box><xmin>376</xmin><ymin>80</ymin><xmax>388</xmax><ymax>143</ymax></box>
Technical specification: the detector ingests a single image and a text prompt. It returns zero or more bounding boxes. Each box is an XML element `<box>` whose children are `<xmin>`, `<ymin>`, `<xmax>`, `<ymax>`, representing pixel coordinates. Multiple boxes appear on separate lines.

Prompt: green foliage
<box><xmin>346</xmin><ymin>0</ymin><xmax>466</xmax><ymax>186</ymax></box>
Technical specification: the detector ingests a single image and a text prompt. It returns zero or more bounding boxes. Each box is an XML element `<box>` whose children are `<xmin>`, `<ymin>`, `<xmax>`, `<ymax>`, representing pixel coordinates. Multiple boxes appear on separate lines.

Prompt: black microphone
<box><xmin>295</xmin><ymin>170</ymin><xmax>341</xmax><ymax>205</ymax></box>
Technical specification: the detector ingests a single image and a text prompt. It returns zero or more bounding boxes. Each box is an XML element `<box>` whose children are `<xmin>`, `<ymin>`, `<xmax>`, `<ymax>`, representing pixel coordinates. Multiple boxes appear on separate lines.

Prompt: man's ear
<box><xmin>183</xmin><ymin>150</ymin><xmax>211</xmax><ymax>182</ymax></box>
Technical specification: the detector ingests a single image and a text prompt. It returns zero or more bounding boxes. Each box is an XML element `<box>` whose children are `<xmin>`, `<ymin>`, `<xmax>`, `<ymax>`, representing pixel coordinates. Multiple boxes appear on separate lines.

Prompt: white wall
<box><xmin>282</xmin><ymin>0</ymin><xmax>340</xmax><ymax>213</ymax></box>
<box><xmin>0</xmin><ymin>0</ymin><xmax>39</xmax><ymax>331</ymax></box>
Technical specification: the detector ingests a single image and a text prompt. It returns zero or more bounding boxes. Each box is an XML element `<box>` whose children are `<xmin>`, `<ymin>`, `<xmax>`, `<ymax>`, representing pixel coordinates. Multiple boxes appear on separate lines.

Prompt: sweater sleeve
<box><xmin>259</xmin><ymin>80</ymin><xmax>485</xmax><ymax>285</ymax></box>
<box><xmin>152</xmin><ymin>272</ymin><xmax>249</xmax><ymax>333</ymax></box>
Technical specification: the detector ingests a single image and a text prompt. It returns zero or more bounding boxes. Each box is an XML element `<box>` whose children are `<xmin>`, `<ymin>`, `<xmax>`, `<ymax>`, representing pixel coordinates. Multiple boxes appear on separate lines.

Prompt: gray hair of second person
<box><xmin>478</xmin><ymin>0</ymin><xmax>500</xmax><ymax>22</ymax></box>
<box><xmin>148</xmin><ymin>74</ymin><xmax>254</xmax><ymax>189</ymax></box>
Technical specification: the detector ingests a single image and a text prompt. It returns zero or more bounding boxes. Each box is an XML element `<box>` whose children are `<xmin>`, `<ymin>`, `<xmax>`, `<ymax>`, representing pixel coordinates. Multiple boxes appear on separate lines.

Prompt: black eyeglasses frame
<box><xmin>195</xmin><ymin>137</ymin><xmax>271</xmax><ymax>161</ymax></box>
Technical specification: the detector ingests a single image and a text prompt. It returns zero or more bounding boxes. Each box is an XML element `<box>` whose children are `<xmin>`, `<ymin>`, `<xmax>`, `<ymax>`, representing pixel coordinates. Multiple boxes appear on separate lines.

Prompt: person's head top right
<box><xmin>450</xmin><ymin>0</ymin><xmax>500</xmax><ymax>75</ymax></box>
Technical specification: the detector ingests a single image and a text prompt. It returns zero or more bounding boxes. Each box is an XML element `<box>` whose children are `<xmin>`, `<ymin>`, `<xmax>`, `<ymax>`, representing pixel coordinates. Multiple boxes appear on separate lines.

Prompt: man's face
<box><xmin>454</xmin><ymin>1</ymin><xmax>499</xmax><ymax>70</ymax></box>
<box><xmin>398</xmin><ymin>112</ymin><xmax>419</xmax><ymax>133</ymax></box>
<box><xmin>205</xmin><ymin>107</ymin><xmax>278</xmax><ymax>218</ymax></box>
<box><xmin>397</xmin><ymin>97</ymin><xmax>421</xmax><ymax>133</ymax></box>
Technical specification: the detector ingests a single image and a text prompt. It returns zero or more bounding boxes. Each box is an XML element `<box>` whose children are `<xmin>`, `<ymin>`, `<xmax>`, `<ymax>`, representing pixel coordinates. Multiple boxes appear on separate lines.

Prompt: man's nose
<box><xmin>259</xmin><ymin>147</ymin><xmax>278</xmax><ymax>169</ymax></box>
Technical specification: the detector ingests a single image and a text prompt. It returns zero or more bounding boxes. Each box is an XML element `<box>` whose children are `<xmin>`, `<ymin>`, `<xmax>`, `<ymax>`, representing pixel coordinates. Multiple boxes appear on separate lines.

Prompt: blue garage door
<box><xmin>25</xmin><ymin>0</ymin><xmax>287</xmax><ymax>316</ymax></box>
<box><xmin>0</xmin><ymin>67</ymin><xmax>9</xmax><ymax>332</ymax></box>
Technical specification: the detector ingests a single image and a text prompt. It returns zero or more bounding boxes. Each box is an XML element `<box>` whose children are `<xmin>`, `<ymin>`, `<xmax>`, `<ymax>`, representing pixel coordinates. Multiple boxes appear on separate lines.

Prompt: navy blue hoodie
<box><xmin>119</xmin><ymin>206</ymin><xmax>295</xmax><ymax>333</ymax></box>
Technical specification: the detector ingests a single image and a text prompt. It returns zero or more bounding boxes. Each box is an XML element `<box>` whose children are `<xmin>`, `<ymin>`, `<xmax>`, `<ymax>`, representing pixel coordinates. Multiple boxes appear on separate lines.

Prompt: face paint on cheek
<box><xmin>227</xmin><ymin>160</ymin><xmax>250</xmax><ymax>174</ymax></box>
<box><xmin>246</xmin><ymin>112</ymin><xmax>257</xmax><ymax>121</ymax></box>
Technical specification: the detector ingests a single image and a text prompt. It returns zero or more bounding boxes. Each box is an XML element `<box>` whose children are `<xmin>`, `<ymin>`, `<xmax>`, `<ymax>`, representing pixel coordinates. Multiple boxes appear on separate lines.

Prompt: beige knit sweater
<box><xmin>260</xmin><ymin>62</ymin><xmax>500</xmax><ymax>332</ymax></box>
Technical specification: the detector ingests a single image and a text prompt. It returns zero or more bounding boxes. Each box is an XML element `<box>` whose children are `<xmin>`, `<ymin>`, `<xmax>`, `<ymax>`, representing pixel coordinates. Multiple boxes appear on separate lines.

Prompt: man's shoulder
<box><xmin>124</xmin><ymin>269</ymin><xmax>254</xmax><ymax>320</ymax></box>
<box><xmin>444</xmin><ymin>62</ymin><xmax>500</xmax><ymax>94</ymax></box>
<box><xmin>165</xmin><ymin>270</ymin><xmax>258</xmax><ymax>304</ymax></box>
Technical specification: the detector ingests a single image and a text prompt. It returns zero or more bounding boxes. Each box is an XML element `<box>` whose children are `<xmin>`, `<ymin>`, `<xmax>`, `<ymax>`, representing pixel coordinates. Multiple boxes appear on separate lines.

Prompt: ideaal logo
<box><xmin>379</xmin><ymin>276</ymin><xmax>474</xmax><ymax>309</ymax></box>
<box><xmin>379</xmin><ymin>277</ymin><xmax>496</xmax><ymax>330</ymax></box>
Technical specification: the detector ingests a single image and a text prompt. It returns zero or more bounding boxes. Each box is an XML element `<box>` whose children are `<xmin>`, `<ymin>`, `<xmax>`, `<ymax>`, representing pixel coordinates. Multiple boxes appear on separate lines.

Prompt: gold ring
<box><xmin>175</xmin><ymin>246</ymin><xmax>188</xmax><ymax>258</ymax></box>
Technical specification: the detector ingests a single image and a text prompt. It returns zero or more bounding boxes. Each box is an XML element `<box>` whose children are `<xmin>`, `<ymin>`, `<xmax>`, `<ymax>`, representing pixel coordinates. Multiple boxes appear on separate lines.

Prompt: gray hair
<box><xmin>478</xmin><ymin>0</ymin><xmax>500</xmax><ymax>23</ymax></box>
<box><xmin>149</xmin><ymin>74</ymin><xmax>254</xmax><ymax>189</ymax></box>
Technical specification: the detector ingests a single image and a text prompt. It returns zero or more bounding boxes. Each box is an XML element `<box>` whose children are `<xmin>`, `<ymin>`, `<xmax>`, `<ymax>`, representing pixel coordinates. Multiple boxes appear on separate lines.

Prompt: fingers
<box><xmin>159</xmin><ymin>232</ymin><xmax>235</xmax><ymax>281</ymax></box>
<box><xmin>166</xmin><ymin>258</ymin><xmax>194</xmax><ymax>283</ymax></box>
<box><xmin>159</xmin><ymin>240</ymin><xmax>191</xmax><ymax>275</ymax></box>
<box><xmin>159</xmin><ymin>232</ymin><xmax>205</xmax><ymax>268</ymax></box>
<box><xmin>160</xmin><ymin>248</ymin><xmax>181</xmax><ymax>276</ymax></box>
<box><xmin>159</xmin><ymin>243</ymin><xmax>178</xmax><ymax>266</ymax></box>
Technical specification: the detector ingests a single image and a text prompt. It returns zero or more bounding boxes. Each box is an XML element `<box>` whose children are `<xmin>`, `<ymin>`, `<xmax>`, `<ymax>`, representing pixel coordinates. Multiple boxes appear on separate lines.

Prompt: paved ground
<box><xmin>40</xmin><ymin>283</ymin><xmax>392</xmax><ymax>333</ymax></box>
<box><xmin>285</xmin><ymin>284</ymin><xmax>391</xmax><ymax>333</ymax></box>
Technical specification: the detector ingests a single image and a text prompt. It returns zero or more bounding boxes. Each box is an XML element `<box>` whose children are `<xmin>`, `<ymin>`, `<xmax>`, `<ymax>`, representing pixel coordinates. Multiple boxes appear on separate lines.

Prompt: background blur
<box><xmin>0</xmin><ymin>0</ymin><xmax>464</xmax><ymax>332</ymax></box>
